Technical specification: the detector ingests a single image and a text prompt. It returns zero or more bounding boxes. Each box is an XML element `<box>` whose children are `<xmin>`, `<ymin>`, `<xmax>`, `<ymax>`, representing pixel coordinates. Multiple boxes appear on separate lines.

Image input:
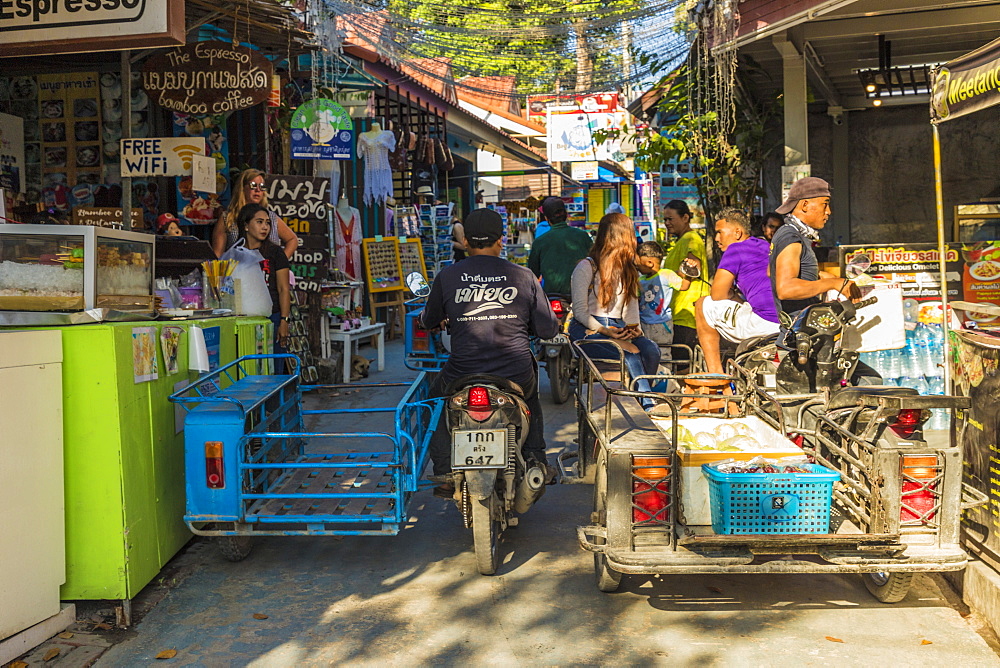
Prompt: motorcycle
<box><xmin>731</xmin><ymin>255</ymin><xmax>984</xmax><ymax>601</ymax></box>
<box><xmin>443</xmin><ymin>375</ymin><xmax>548</xmax><ymax>575</ymax></box>
<box><xmin>405</xmin><ymin>272</ymin><xmax>548</xmax><ymax>575</ymax></box>
<box><xmin>535</xmin><ymin>293</ymin><xmax>574</xmax><ymax>404</ymax></box>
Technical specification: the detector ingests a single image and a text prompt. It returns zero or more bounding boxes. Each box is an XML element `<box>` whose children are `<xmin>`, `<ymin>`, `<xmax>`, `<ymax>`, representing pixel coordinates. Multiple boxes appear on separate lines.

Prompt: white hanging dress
<box><xmin>357</xmin><ymin>130</ymin><xmax>397</xmax><ymax>205</ymax></box>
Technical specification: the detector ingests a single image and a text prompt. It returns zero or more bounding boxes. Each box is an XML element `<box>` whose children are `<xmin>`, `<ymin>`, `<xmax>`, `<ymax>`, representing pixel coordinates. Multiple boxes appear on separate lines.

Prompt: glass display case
<box><xmin>0</xmin><ymin>224</ymin><xmax>155</xmax><ymax>322</ymax></box>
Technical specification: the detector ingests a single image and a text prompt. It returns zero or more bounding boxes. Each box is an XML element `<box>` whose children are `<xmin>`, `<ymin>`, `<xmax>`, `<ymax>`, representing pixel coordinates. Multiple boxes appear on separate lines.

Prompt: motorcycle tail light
<box><xmin>467</xmin><ymin>386</ymin><xmax>490</xmax><ymax>407</ymax></box>
<box><xmin>205</xmin><ymin>441</ymin><xmax>225</xmax><ymax>489</ymax></box>
<box><xmin>900</xmin><ymin>454</ymin><xmax>940</xmax><ymax>525</ymax></box>
<box><xmin>888</xmin><ymin>408</ymin><xmax>930</xmax><ymax>438</ymax></box>
<box><xmin>632</xmin><ymin>456</ymin><xmax>670</xmax><ymax>523</ymax></box>
<box><xmin>549</xmin><ymin>299</ymin><xmax>565</xmax><ymax>317</ymax></box>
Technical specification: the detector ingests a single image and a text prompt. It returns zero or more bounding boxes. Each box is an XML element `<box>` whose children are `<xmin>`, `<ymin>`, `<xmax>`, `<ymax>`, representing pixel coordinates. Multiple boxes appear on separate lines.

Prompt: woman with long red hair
<box><xmin>569</xmin><ymin>213</ymin><xmax>660</xmax><ymax>407</ymax></box>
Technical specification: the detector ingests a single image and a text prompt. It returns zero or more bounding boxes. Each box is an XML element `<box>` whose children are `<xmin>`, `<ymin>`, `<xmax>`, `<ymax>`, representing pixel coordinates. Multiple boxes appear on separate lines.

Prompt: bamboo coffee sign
<box><xmin>142</xmin><ymin>42</ymin><xmax>273</xmax><ymax>115</ymax></box>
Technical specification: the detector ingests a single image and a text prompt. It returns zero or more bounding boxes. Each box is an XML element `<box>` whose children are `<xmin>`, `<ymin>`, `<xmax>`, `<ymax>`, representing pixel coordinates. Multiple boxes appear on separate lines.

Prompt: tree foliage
<box><xmin>385</xmin><ymin>0</ymin><xmax>637</xmax><ymax>95</ymax></box>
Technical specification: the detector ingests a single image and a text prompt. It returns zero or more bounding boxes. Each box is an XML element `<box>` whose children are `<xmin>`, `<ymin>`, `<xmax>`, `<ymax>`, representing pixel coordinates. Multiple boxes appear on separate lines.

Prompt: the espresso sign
<box><xmin>142</xmin><ymin>42</ymin><xmax>273</xmax><ymax>115</ymax></box>
<box><xmin>0</xmin><ymin>0</ymin><xmax>183</xmax><ymax>58</ymax></box>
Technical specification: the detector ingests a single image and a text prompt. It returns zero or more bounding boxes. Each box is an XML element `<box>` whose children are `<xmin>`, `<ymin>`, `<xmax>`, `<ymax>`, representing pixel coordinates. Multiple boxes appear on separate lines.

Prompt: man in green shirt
<box><xmin>527</xmin><ymin>197</ymin><xmax>592</xmax><ymax>296</ymax></box>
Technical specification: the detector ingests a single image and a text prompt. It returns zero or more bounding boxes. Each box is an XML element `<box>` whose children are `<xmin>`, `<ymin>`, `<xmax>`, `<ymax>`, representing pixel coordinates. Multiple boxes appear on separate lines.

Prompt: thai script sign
<box><xmin>142</xmin><ymin>42</ymin><xmax>273</xmax><ymax>116</ymax></box>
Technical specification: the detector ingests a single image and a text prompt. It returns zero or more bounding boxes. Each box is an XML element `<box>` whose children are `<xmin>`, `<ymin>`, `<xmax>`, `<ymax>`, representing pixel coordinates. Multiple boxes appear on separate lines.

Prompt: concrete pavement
<box><xmin>95</xmin><ymin>338</ymin><xmax>1000</xmax><ymax>667</ymax></box>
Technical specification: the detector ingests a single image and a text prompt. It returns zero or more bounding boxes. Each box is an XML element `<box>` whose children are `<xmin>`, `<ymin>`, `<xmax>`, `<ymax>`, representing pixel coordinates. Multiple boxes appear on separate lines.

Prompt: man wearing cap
<box><xmin>422</xmin><ymin>208</ymin><xmax>559</xmax><ymax>494</ymax></box>
<box><xmin>527</xmin><ymin>196</ymin><xmax>592</xmax><ymax>296</ymax></box>
<box><xmin>770</xmin><ymin>177</ymin><xmax>855</xmax><ymax>318</ymax></box>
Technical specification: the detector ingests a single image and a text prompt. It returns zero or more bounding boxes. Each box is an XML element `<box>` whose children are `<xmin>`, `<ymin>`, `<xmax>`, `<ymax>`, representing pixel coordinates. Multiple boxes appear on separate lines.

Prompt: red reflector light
<box><xmin>205</xmin><ymin>441</ymin><xmax>224</xmax><ymax>489</ymax></box>
<box><xmin>889</xmin><ymin>409</ymin><xmax>929</xmax><ymax>438</ymax></box>
<box><xmin>550</xmin><ymin>299</ymin><xmax>564</xmax><ymax>317</ymax></box>
<box><xmin>901</xmin><ymin>455</ymin><xmax>939</xmax><ymax>524</ymax></box>
<box><xmin>467</xmin><ymin>386</ymin><xmax>491</xmax><ymax>407</ymax></box>
<box><xmin>632</xmin><ymin>456</ymin><xmax>670</xmax><ymax>523</ymax></box>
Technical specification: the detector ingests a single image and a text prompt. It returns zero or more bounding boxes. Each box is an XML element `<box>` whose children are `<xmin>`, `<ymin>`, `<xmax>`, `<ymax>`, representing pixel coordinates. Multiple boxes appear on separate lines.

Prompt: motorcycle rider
<box><xmin>528</xmin><ymin>196</ymin><xmax>592</xmax><ymax>295</ymax></box>
<box><xmin>422</xmin><ymin>208</ymin><xmax>559</xmax><ymax>496</ymax></box>
<box><xmin>770</xmin><ymin>177</ymin><xmax>856</xmax><ymax>318</ymax></box>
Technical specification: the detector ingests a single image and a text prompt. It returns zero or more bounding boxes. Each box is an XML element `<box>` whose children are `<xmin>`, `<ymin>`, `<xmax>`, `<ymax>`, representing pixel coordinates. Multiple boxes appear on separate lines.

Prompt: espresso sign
<box><xmin>0</xmin><ymin>0</ymin><xmax>184</xmax><ymax>58</ymax></box>
<box><xmin>142</xmin><ymin>42</ymin><xmax>272</xmax><ymax>115</ymax></box>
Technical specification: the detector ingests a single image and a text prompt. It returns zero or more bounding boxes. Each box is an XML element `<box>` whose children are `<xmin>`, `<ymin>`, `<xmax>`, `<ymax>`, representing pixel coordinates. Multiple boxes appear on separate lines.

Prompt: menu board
<box><xmin>37</xmin><ymin>72</ymin><xmax>102</xmax><ymax>190</ymax></box>
<box><xmin>840</xmin><ymin>242</ymin><xmax>1000</xmax><ymax>328</ymax></box>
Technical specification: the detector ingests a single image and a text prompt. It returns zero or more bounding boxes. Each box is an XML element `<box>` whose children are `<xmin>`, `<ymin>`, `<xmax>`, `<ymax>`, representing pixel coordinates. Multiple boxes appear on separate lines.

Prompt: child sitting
<box><xmin>636</xmin><ymin>241</ymin><xmax>685</xmax><ymax>357</ymax></box>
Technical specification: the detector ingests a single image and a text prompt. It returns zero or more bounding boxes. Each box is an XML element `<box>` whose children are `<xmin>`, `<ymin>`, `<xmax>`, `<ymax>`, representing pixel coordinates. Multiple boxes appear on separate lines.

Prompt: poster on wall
<box><xmin>290</xmin><ymin>99</ymin><xmax>353</xmax><ymax>160</ymax></box>
<box><xmin>0</xmin><ymin>112</ymin><xmax>24</xmax><ymax>195</ymax></box>
<box><xmin>132</xmin><ymin>326</ymin><xmax>159</xmax><ymax>383</ymax></box>
<box><xmin>0</xmin><ymin>76</ymin><xmax>40</xmax><ymax>201</ymax></box>
<box><xmin>36</xmin><ymin>72</ymin><xmax>103</xmax><ymax>211</ymax></box>
<box><xmin>173</xmin><ymin>113</ymin><xmax>229</xmax><ymax>226</ymax></box>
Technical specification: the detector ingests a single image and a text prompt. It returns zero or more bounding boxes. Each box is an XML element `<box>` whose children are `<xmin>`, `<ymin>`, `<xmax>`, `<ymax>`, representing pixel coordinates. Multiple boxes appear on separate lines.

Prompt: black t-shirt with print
<box><xmin>421</xmin><ymin>254</ymin><xmax>558</xmax><ymax>387</ymax></box>
<box><xmin>257</xmin><ymin>242</ymin><xmax>289</xmax><ymax>313</ymax></box>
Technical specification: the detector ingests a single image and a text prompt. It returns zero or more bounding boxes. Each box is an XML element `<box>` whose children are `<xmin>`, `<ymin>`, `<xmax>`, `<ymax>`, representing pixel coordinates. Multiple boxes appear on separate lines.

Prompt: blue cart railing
<box><xmin>169</xmin><ymin>354</ymin><xmax>443</xmax><ymax>537</ymax></box>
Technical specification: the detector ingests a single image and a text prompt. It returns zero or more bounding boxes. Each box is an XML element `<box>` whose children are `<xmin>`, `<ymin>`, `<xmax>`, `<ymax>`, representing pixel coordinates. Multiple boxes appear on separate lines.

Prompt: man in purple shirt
<box><xmin>695</xmin><ymin>208</ymin><xmax>780</xmax><ymax>374</ymax></box>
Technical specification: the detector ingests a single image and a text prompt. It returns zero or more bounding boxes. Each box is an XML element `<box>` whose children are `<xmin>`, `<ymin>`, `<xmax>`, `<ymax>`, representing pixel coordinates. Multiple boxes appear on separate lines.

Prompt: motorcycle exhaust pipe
<box><xmin>513</xmin><ymin>466</ymin><xmax>546</xmax><ymax>514</ymax></box>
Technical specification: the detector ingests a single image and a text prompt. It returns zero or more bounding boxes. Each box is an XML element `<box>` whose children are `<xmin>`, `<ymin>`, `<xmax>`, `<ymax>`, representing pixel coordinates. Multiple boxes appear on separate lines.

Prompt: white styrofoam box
<box><xmin>651</xmin><ymin>415</ymin><xmax>804</xmax><ymax>526</ymax></box>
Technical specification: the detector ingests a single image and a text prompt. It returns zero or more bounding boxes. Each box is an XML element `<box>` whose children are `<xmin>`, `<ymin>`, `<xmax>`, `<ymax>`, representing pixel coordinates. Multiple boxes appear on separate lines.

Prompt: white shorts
<box><xmin>701</xmin><ymin>297</ymin><xmax>780</xmax><ymax>343</ymax></box>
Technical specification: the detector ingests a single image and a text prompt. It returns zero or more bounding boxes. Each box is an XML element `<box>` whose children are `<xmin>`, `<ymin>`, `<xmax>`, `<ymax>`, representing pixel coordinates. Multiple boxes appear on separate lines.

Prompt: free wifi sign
<box><xmin>120</xmin><ymin>137</ymin><xmax>207</xmax><ymax>177</ymax></box>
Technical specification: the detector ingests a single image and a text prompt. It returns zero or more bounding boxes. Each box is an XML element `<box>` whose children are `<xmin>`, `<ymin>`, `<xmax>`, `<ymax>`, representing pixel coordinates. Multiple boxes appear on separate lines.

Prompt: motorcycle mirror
<box><xmin>845</xmin><ymin>253</ymin><xmax>872</xmax><ymax>280</ymax></box>
<box><xmin>406</xmin><ymin>271</ymin><xmax>431</xmax><ymax>297</ymax></box>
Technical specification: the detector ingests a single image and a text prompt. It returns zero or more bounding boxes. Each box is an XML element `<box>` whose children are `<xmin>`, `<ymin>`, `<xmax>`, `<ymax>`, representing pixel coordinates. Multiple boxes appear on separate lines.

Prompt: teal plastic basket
<box><xmin>702</xmin><ymin>463</ymin><xmax>840</xmax><ymax>535</ymax></box>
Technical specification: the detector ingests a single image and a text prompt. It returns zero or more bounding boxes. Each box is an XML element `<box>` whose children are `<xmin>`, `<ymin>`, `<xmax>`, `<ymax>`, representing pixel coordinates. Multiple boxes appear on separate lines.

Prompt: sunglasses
<box><xmin>247</xmin><ymin>182</ymin><xmax>266</xmax><ymax>192</ymax></box>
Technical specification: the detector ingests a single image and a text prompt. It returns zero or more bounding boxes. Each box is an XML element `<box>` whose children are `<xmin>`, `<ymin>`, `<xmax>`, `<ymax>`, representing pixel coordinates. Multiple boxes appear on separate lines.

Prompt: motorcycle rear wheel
<box><xmin>549</xmin><ymin>348</ymin><xmax>572</xmax><ymax>404</ymax></box>
<box><xmin>863</xmin><ymin>571</ymin><xmax>914</xmax><ymax>603</ymax></box>
<box><xmin>472</xmin><ymin>493</ymin><xmax>502</xmax><ymax>575</ymax></box>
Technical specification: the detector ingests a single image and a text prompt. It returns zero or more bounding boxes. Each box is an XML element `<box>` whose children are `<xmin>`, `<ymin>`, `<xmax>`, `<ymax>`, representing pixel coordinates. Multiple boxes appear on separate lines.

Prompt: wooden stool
<box><xmin>680</xmin><ymin>375</ymin><xmax>736</xmax><ymax>414</ymax></box>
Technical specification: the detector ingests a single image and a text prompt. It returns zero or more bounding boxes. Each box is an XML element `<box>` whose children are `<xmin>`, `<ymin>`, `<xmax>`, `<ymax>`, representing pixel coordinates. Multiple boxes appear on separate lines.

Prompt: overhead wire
<box><xmin>307</xmin><ymin>0</ymin><xmax>693</xmax><ymax>100</ymax></box>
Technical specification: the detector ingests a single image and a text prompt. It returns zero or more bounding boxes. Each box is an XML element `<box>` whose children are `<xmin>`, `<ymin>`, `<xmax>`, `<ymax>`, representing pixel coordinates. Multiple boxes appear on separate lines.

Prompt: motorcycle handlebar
<box><xmin>855</xmin><ymin>296</ymin><xmax>878</xmax><ymax>309</ymax></box>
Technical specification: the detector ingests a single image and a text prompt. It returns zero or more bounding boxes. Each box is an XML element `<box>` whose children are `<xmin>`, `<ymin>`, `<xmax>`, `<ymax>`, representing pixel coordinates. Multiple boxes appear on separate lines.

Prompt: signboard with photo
<box><xmin>37</xmin><ymin>72</ymin><xmax>103</xmax><ymax>209</ymax></box>
<box><xmin>290</xmin><ymin>99</ymin><xmax>353</xmax><ymax>160</ymax></box>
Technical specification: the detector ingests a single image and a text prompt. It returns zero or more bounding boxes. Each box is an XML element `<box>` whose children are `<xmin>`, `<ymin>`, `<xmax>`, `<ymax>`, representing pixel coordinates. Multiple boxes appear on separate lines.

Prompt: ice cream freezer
<box><xmin>3</xmin><ymin>316</ymin><xmax>271</xmax><ymax>606</ymax></box>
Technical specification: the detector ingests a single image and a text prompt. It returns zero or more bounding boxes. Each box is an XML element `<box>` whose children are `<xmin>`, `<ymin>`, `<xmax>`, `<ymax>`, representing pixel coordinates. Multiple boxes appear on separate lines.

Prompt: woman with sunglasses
<box><xmin>212</xmin><ymin>169</ymin><xmax>299</xmax><ymax>259</ymax></box>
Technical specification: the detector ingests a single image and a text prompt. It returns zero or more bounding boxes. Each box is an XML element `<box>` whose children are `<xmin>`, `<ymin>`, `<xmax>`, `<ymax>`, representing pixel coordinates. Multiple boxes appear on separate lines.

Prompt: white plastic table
<box><xmin>324</xmin><ymin>321</ymin><xmax>386</xmax><ymax>383</ymax></box>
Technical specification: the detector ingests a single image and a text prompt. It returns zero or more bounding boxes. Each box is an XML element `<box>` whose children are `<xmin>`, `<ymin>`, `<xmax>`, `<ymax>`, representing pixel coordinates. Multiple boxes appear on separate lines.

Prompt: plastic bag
<box><xmin>223</xmin><ymin>240</ymin><xmax>272</xmax><ymax>316</ymax></box>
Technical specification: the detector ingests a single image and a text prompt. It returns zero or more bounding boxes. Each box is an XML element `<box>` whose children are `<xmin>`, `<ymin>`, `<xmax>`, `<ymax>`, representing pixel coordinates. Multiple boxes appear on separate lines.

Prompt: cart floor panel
<box><xmin>249</xmin><ymin>452</ymin><xmax>398</xmax><ymax>520</ymax></box>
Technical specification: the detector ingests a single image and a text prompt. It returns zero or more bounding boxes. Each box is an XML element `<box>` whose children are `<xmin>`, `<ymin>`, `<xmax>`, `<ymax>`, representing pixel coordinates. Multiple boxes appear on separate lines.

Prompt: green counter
<box><xmin>16</xmin><ymin>316</ymin><xmax>271</xmax><ymax>601</ymax></box>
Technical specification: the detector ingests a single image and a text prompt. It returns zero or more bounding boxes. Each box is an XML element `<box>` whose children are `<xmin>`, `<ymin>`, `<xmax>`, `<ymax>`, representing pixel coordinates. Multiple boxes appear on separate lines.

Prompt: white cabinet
<box><xmin>0</xmin><ymin>330</ymin><xmax>64</xmax><ymax>640</ymax></box>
